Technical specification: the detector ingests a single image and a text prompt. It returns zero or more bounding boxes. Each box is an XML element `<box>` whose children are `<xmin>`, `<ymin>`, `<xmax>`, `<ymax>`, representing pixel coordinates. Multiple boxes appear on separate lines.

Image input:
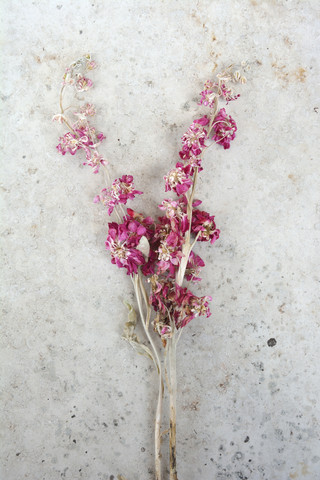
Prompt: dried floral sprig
<box><xmin>54</xmin><ymin>55</ymin><xmax>245</xmax><ymax>480</ymax></box>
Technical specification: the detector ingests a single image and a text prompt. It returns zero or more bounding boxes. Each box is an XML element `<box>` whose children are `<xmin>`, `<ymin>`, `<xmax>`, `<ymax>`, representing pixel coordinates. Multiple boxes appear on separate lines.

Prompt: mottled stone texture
<box><xmin>1</xmin><ymin>1</ymin><xmax>319</xmax><ymax>479</ymax></box>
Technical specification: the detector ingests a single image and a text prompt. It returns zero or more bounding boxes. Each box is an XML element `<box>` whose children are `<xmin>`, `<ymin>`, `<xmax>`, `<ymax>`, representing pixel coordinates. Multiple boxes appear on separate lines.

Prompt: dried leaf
<box><xmin>136</xmin><ymin>235</ymin><xmax>150</xmax><ymax>259</ymax></box>
<box><xmin>122</xmin><ymin>302</ymin><xmax>156</xmax><ymax>367</ymax></box>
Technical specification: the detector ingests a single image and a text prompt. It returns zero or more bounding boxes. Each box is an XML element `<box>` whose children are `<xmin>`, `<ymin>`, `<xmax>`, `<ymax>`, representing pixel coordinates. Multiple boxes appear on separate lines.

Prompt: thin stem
<box><xmin>168</xmin><ymin>334</ymin><xmax>178</xmax><ymax>480</ymax></box>
<box><xmin>59</xmin><ymin>85</ymin><xmax>77</xmax><ymax>134</ymax></box>
<box><xmin>133</xmin><ymin>273</ymin><xmax>163</xmax><ymax>480</ymax></box>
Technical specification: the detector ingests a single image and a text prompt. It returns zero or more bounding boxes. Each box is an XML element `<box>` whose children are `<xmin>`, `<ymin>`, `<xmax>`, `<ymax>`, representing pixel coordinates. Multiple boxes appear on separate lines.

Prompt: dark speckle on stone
<box><xmin>79</xmin><ymin>30</ymin><xmax>83</xmax><ymax>34</ymax></box>
<box><xmin>267</xmin><ymin>338</ymin><xmax>277</xmax><ymax>347</ymax></box>
<box><xmin>244</xmin><ymin>436</ymin><xmax>250</xmax><ymax>443</ymax></box>
<box><xmin>16</xmin><ymin>452</ymin><xmax>21</xmax><ymax>456</ymax></box>
<box><xmin>71</xmin><ymin>415</ymin><xmax>75</xmax><ymax>418</ymax></box>
<box><xmin>110</xmin><ymin>476</ymin><xmax>114</xmax><ymax>480</ymax></box>
<box><xmin>73</xmin><ymin>439</ymin><xmax>76</xmax><ymax>444</ymax></box>
<box><xmin>236</xmin><ymin>472</ymin><xmax>247</xmax><ymax>480</ymax></box>
<box><xmin>141</xmin><ymin>446</ymin><xmax>145</xmax><ymax>452</ymax></box>
<box><xmin>56</xmin><ymin>5</ymin><xmax>62</xmax><ymax>9</ymax></box>
<box><xmin>113</xmin><ymin>419</ymin><xmax>118</xmax><ymax>426</ymax></box>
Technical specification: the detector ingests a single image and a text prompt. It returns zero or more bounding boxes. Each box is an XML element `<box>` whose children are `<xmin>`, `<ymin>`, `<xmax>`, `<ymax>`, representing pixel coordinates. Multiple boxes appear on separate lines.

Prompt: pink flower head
<box><xmin>174</xmin><ymin>285</ymin><xmax>212</xmax><ymax>328</ymax></box>
<box><xmin>220</xmin><ymin>84</ymin><xmax>240</xmax><ymax>103</ymax></box>
<box><xmin>164</xmin><ymin>164</ymin><xmax>193</xmax><ymax>195</ymax></box>
<box><xmin>156</xmin><ymin>231</ymin><xmax>184</xmax><ymax>276</ymax></box>
<box><xmin>62</xmin><ymin>67</ymin><xmax>74</xmax><ymax>86</ymax></box>
<box><xmin>158</xmin><ymin>199</ymin><xmax>189</xmax><ymax>234</ymax></box>
<box><xmin>105</xmin><ymin>220</ymin><xmax>146</xmax><ymax>275</ymax></box>
<box><xmin>57</xmin><ymin>121</ymin><xmax>105</xmax><ymax>170</ymax></box>
<box><xmin>211</xmin><ymin>108</ymin><xmax>237</xmax><ymax>149</ymax></box>
<box><xmin>126</xmin><ymin>208</ymin><xmax>154</xmax><ymax>238</ymax></box>
<box><xmin>86</xmin><ymin>60</ymin><xmax>97</xmax><ymax>70</ymax></box>
<box><xmin>56</xmin><ymin>132</ymin><xmax>81</xmax><ymax>155</ymax></box>
<box><xmin>75</xmin><ymin>103</ymin><xmax>96</xmax><ymax>118</ymax></box>
<box><xmin>149</xmin><ymin>275</ymin><xmax>175</xmax><ymax>315</ymax></box>
<box><xmin>198</xmin><ymin>80</ymin><xmax>219</xmax><ymax>108</ymax></box>
<box><xmin>95</xmin><ymin>175</ymin><xmax>143</xmax><ymax>215</ymax></box>
<box><xmin>84</xmin><ymin>151</ymin><xmax>107</xmax><ymax>174</ymax></box>
<box><xmin>185</xmin><ymin>251</ymin><xmax>205</xmax><ymax>282</ymax></box>
<box><xmin>192</xmin><ymin>209</ymin><xmax>220</xmax><ymax>244</ymax></box>
<box><xmin>181</xmin><ymin>121</ymin><xmax>207</xmax><ymax>157</ymax></box>
<box><xmin>75</xmin><ymin>76</ymin><xmax>93</xmax><ymax>92</ymax></box>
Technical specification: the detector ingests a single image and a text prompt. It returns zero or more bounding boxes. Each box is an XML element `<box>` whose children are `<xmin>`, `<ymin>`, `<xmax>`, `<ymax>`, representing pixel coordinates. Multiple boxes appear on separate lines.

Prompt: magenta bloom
<box><xmin>185</xmin><ymin>251</ymin><xmax>205</xmax><ymax>282</ymax></box>
<box><xmin>57</xmin><ymin>121</ymin><xmax>106</xmax><ymax>173</ymax></box>
<box><xmin>181</xmin><ymin>121</ymin><xmax>207</xmax><ymax>157</ymax></box>
<box><xmin>164</xmin><ymin>164</ymin><xmax>193</xmax><ymax>195</ymax></box>
<box><xmin>84</xmin><ymin>151</ymin><xmax>107</xmax><ymax>174</ymax></box>
<box><xmin>105</xmin><ymin>220</ymin><xmax>146</xmax><ymax>275</ymax></box>
<box><xmin>174</xmin><ymin>285</ymin><xmax>212</xmax><ymax>328</ymax></box>
<box><xmin>94</xmin><ymin>175</ymin><xmax>143</xmax><ymax>215</ymax></box>
<box><xmin>156</xmin><ymin>231</ymin><xmax>184</xmax><ymax>276</ymax></box>
<box><xmin>211</xmin><ymin>108</ymin><xmax>237</xmax><ymax>149</ymax></box>
<box><xmin>158</xmin><ymin>199</ymin><xmax>189</xmax><ymax>234</ymax></box>
<box><xmin>56</xmin><ymin>132</ymin><xmax>81</xmax><ymax>155</ymax></box>
<box><xmin>198</xmin><ymin>80</ymin><xmax>218</xmax><ymax>108</ymax></box>
<box><xmin>192</xmin><ymin>209</ymin><xmax>220</xmax><ymax>244</ymax></box>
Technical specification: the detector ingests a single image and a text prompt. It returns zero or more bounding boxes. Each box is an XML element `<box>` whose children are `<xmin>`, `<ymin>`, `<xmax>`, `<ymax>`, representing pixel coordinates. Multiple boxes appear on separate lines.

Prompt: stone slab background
<box><xmin>1</xmin><ymin>0</ymin><xmax>319</xmax><ymax>479</ymax></box>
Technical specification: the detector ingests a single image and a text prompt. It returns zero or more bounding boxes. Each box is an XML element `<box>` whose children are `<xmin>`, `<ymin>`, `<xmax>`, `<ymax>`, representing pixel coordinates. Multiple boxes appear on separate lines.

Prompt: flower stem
<box><xmin>133</xmin><ymin>274</ymin><xmax>163</xmax><ymax>480</ymax></box>
<box><xmin>168</xmin><ymin>335</ymin><xmax>178</xmax><ymax>480</ymax></box>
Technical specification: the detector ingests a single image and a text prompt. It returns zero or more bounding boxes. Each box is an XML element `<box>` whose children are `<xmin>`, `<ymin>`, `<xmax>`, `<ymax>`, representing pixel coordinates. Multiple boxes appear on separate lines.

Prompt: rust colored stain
<box><xmin>272</xmin><ymin>63</ymin><xmax>307</xmax><ymax>84</ymax></box>
<box><xmin>294</xmin><ymin>67</ymin><xmax>307</xmax><ymax>82</ymax></box>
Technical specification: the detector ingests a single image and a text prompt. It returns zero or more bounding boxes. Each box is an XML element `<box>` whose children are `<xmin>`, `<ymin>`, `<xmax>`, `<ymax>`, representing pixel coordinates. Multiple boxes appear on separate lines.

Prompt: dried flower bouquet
<box><xmin>54</xmin><ymin>54</ymin><xmax>245</xmax><ymax>480</ymax></box>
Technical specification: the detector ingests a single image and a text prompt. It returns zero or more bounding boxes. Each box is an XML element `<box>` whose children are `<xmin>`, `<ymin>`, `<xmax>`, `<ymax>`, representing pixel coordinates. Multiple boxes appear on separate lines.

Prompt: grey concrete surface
<box><xmin>1</xmin><ymin>1</ymin><xmax>319</xmax><ymax>479</ymax></box>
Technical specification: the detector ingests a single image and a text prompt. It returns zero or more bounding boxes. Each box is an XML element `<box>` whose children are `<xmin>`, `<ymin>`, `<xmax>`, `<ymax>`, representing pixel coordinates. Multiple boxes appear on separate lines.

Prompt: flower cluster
<box><xmin>62</xmin><ymin>54</ymin><xmax>96</xmax><ymax>90</ymax></box>
<box><xmin>55</xmin><ymin>56</ymin><xmax>243</xmax><ymax>340</ymax></box>
<box><xmin>94</xmin><ymin>175</ymin><xmax>143</xmax><ymax>215</ymax></box>
<box><xmin>56</xmin><ymin>117</ymin><xmax>106</xmax><ymax>173</ymax></box>
<box><xmin>55</xmin><ymin>56</ymin><xmax>245</xmax><ymax>480</ymax></box>
<box><xmin>149</xmin><ymin>275</ymin><xmax>212</xmax><ymax>336</ymax></box>
<box><xmin>55</xmin><ymin>98</ymin><xmax>107</xmax><ymax>173</ymax></box>
<box><xmin>105</xmin><ymin>212</ymin><xmax>153</xmax><ymax>275</ymax></box>
<box><xmin>211</xmin><ymin>108</ymin><xmax>237</xmax><ymax>150</ymax></box>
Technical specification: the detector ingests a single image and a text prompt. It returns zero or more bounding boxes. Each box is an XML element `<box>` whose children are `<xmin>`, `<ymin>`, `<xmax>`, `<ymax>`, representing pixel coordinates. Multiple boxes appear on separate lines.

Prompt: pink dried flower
<box><xmin>174</xmin><ymin>285</ymin><xmax>212</xmax><ymax>328</ymax></box>
<box><xmin>185</xmin><ymin>251</ymin><xmax>205</xmax><ymax>282</ymax></box>
<box><xmin>95</xmin><ymin>175</ymin><xmax>143</xmax><ymax>215</ymax></box>
<box><xmin>150</xmin><ymin>278</ymin><xmax>212</xmax><ymax>334</ymax></box>
<box><xmin>56</xmin><ymin>132</ymin><xmax>81</xmax><ymax>155</ymax></box>
<box><xmin>211</xmin><ymin>108</ymin><xmax>237</xmax><ymax>149</ymax></box>
<box><xmin>192</xmin><ymin>209</ymin><xmax>220</xmax><ymax>244</ymax></box>
<box><xmin>156</xmin><ymin>231</ymin><xmax>183</xmax><ymax>276</ymax></box>
<box><xmin>62</xmin><ymin>67</ymin><xmax>74</xmax><ymax>86</ymax></box>
<box><xmin>164</xmin><ymin>164</ymin><xmax>193</xmax><ymax>195</ymax></box>
<box><xmin>84</xmin><ymin>151</ymin><xmax>107</xmax><ymax>174</ymax></box>
<box><xmin>158</xmin><ymin>199</ymin><xmax>189</xmax><ymax>234</ymax></box>
<box><xmin>220</xmin><ymin>84</ymin><xmax>240</xmax><ymax>103</ymax></box>
<box><xmin>105</xmin><ymin>220</ymin><xmax>146</xmax><ymax>275</ymax></box>
<box><xmin>75</xmin><ymin>103</ymin><xmax>96</xmax><ymax>117</ymax></box>
<box><xmin>86</xmin><ymin>60</ymin><xmax>97</xmax><ymax>70</ymax></box>
<box><xmin>198</xmin><ymin>80</ymin><xmax>219</xmax><ymax>108</ymax></box>
<box><xmin>52</xmin><ymin>113</ymin><xmax>66</xmax><ymax>124</ymax></box>
<box><xmin>181</xmin><ymin>121</ymin><xmax>207</xmax><ymax>156</ymax></box>
<box><xmin>75</xmin><ymin>76</ymin><xmax>93</xmax><ymax>92</ymax></box>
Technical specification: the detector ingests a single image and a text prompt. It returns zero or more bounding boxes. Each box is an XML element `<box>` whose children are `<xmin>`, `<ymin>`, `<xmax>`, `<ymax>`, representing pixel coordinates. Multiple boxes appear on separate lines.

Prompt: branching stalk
<box><xmin>133</xmin><ymin>273</ymin><xmax>164</xmax><ymax>480</ymax></box>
